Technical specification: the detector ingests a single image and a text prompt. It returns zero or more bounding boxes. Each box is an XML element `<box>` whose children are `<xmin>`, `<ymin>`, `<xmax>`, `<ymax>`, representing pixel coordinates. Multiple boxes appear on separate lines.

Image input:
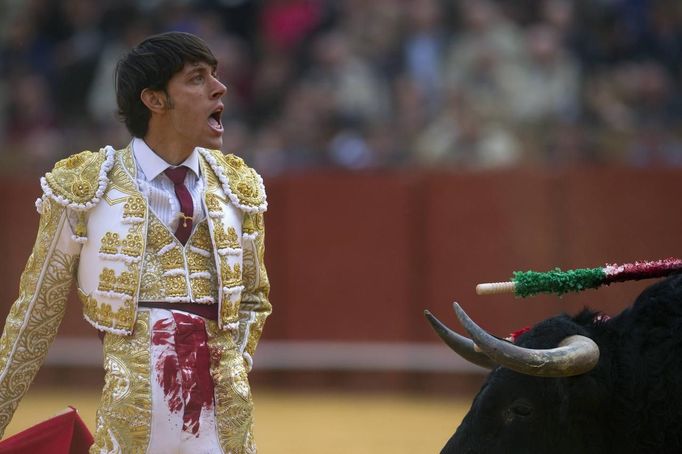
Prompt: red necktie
<box><xmin>164</xmin><ymin>166</ymin><xmax>193</xmax><ymax>245</ymax></box>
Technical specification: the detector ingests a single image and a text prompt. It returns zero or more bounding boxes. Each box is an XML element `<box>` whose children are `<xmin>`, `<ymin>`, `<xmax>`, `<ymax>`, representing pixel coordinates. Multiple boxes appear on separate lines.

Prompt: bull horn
<box><xmin>424</xmin><ymin>310</ymin><xmax>497</xmax><ymax>370</ymax></box>
<box><xmin>452</xmin><ymin>302</ymin><xmax>600</xmax><ymax>377</ymax></box>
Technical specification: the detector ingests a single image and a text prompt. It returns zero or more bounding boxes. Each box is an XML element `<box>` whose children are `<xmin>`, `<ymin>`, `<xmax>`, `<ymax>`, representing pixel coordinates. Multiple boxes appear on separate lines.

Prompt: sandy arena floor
<box><xmin>4</xmin><ymin>387</ymin><xmax>471</xmax><ymax>453</ymax></box>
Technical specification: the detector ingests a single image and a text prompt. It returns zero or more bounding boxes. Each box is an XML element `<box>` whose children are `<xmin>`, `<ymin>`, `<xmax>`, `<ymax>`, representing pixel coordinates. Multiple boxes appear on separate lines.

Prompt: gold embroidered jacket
<box><xmin>0</xmin><ymin>146</ymin><xmax>271</xmax><ymax>445</ymax></box>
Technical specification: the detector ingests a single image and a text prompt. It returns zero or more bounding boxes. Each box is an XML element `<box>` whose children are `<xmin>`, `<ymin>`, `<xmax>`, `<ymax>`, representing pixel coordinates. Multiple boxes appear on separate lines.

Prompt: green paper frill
<box><xmin>513</xmin><ymin>267</ymin><xmax>606</xmax><ymax>297</ymax></box>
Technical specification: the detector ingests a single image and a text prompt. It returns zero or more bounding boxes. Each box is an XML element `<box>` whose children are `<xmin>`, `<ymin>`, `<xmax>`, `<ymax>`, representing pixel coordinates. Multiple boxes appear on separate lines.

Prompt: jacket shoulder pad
<box><xmin>200</xmin><ymin>149</ymin><xmax>267</xmax><ymax>213</ymax></box>
<box><xmin>41</xmin><ymin>147</ymin><xmax>116</xmax><ymax>210</ymax></box>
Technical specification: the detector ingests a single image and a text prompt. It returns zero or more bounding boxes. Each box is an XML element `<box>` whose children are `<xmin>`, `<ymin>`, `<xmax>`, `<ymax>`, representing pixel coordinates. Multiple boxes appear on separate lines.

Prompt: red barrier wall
<box><xmin>1</xmin><ymin>168</ymin><xmax>682</xmax><ymax>346</ymax></box>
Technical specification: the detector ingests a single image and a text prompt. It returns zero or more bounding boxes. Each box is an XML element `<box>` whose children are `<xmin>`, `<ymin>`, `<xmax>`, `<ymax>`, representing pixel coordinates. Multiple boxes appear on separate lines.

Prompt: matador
<box><xmin>0</xmin><ymin>32</ymin><xmax>271</xmax><ymax>453</ymax></box>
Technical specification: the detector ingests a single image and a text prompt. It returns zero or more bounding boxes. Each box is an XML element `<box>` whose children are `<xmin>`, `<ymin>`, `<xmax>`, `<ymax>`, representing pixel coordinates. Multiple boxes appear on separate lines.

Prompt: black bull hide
<box><xmin>427</xmin><ymin>275</ymin><xmax>682</xmax><ymax>454</ymax></box>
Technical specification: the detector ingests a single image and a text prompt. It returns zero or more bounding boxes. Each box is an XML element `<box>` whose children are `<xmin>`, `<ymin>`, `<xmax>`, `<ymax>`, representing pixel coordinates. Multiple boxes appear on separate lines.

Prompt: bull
<box><xmin>425</xmin><ymin>275</ymin><xmax>682</xmax><ymax>453</ymax></box>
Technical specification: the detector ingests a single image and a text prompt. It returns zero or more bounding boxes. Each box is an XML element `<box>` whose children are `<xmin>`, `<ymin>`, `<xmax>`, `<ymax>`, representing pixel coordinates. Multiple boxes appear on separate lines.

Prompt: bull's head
<box><xmin>426</xmin><ymin>303</ymin><xmax>600</xmax><ymax>377</ymax></box>
<box><xmin>426</xmin><ymin>303</ymin><xmax>606</xmax><ymax>454</ymax></box>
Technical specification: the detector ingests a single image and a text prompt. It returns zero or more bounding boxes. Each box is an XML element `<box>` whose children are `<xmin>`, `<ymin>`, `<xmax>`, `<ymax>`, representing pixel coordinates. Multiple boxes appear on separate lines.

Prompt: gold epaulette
<box><xmin>41</xmin><ymin>147</ymin><xmax>116</xmax><ymax>211</ymax></box>
<box><xmin>199</xmin><ymin>149</ymin><xmax>267</xmax><ymax>213</ymax></box>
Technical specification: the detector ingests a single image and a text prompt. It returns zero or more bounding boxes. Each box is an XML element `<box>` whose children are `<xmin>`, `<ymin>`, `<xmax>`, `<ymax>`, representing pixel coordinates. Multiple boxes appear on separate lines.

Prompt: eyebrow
<box><xmin>186</xmin><ymin>62</ymin><xmax>217</xmax><ymax>75</ymax></box>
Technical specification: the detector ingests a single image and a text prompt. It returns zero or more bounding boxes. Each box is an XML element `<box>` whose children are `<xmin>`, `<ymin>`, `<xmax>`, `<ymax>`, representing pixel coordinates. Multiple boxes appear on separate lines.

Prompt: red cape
<box><xmin>0</xmin><ymin>407</ymin><xmax>93</xmax><ymax>454</ymax></box>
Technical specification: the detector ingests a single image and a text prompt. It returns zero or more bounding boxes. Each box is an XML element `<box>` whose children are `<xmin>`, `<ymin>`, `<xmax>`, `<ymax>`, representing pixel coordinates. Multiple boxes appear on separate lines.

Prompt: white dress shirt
<box><xmin>131</xmin><ymin>137</ymin><xmax>206</xmax><ymax>232</ymax></box>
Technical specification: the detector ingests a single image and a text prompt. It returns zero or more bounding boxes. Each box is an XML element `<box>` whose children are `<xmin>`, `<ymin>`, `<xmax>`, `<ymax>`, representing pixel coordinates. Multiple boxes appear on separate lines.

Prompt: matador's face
<box><xmin>160</xmin><ymin>61</ymin><xmax>227</xmax><ymax>152</ymax></box>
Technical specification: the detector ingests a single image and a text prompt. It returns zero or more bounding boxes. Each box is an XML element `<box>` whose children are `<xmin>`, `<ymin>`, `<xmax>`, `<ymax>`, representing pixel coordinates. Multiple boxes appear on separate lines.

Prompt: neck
<box><xmin>143</xmin><ymin>129</ymin><xmax>193</xmax><ymax>166</ymax></box>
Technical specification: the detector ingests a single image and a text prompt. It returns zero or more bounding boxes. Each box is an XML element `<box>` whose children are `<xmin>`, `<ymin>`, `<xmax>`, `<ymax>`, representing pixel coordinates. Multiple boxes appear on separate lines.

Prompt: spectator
<box><xmin>0</xmin><ymin>0</ymin><xmax>681</xmax><ymax>172</ymax></box>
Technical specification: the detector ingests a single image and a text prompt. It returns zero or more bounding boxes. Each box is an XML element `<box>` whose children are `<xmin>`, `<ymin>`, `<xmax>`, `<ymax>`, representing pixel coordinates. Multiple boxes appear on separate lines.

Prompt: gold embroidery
<box><xmin>0</xmin><ymin>240</ymin><xmax>76</xmax><ymax>436</ymax></box>
<box><xmin>120</xmin><ymin>145</ymin><xmax>137</xmax><ymax>177</ymax></box>
<box><xmin>242</xmin><ymin>213</ymin><xmax>256</xmax><ymax>236</ymax></box>
<box><xmin>121</xmin><ymin>232</ymin><xmax>144</xmax><ymax>258</ymax></box>
<box><xmin>45</xmin><ymin>150</ymin><xmax>107</xmax><ymax>205</ymax></box>
<box><xmin>206</xmin><ymin>321</ymin><xmax>256</xmax><ymax>453</ymax></box>
<box><xmin>221</xmin><ymin>262</ymin><xmax>242</xmax><ymax>287</ymax></box>
<box><xmin>97</xmin><ymin>267</ymin><xmax>138</xmax><ymax>297</ymax></box>
<box><xmin>205</xmin><ymin>193</ymin><xmax>222</xmax><ymax>213</ymax></box>
<box><xmin>80</xmin><ymin>290</ymin><xmax>135</xmax><ymax>330</ymax></box>
<box><xmin>187</xmin><ymin>251</ymin><xmax>210</xmax><ymax>274</ymax></box>
<box><xmin>138</xmin><ymin>259</ymin><xmax>164</xmax><ymax>301</ymax></box>
<box><xmin>159</xmin><ymin>247</ymin><xmax>184</xmax><ymax>271</ymax></box>
<box><xmin>164</xmin><ymin>275</ymin><xmax>188</xmax><ymax>297</ymax></box>
<box><xmin>100</xmin><ymin>232</ymin><xmax>121</xmax><ymax>256</ymax></box>
<box><xmin>214</xmin><ymin>219</ymin><xmax>240</xmax><ymax>250</ymax></box>
<box><xmin>224</xmin><ymin>154</ymin><xmax>245</xmax><ymax>169</ymax></box>
<box><xmin>106</xmin><ymin>148</ymin><xmax>139</xmax><ymax>197</ymax></box>
<box><xmin>190</xmin><ymin>277</ymin><xmax>213</xmax><ymax>299</ymax></box>
<box><xmin>92</xmin><ymin>312</ymin><xmax>152</xmax><ymax>453</ymax></box>
<box><xmin>237</xmin><ymin>212</ymin><xmax>271</xmax><ymax>359</ymax></box>
<box><xmin>115</xmin><ymin>269</ymin><xmax>138</xmax><ymax>296</ymax></box>
<box><xmin>139</xmin><ymin>214</ymin><xmax>225</xmax><ymax>303</ymax></box>
<box><xmin>242</xmin><ymin>247</ymin><xmax>257</xmax><ymax>291</ymax></box>
<box><xmin>203</xmin><ymin>150</ymin><xmax>266</xmax><ymax>211</ymax></box>
<box><xmin>220</xmin><ymin>289</ymin><xmax>242</xmax><ymax>324</ymax></box>
<box><xmin>191</xmin><ymin>223</ymin><xmax>212</xmax><ymax>252</ymax></box>
<box><xmin>201</xmin><ymin>155</ymin><xmax>222</xmax><ymax>191</ymax></box>
<box><xmin>123</xmin><ymin>196</ymin><xmax>145</xmax><ymax>221</ymax></box>
<box><xmin>221</xmin><ymin>153</ymin><xmax>265</xmax><ymax>210</ymax></box>
<box><xmin>98</xmin><ymin>268</ymin><xmax>116</xmax><ymax>293</ymax></box>
<box><xmin>147</xmin><ymin>219</ymin><xmax>173</xmax><ymax>251</ymax></box>
<box><xmin>74</xmin><ymin>212</ymin><xmax>87</xmax><ymax>238</ymax></box>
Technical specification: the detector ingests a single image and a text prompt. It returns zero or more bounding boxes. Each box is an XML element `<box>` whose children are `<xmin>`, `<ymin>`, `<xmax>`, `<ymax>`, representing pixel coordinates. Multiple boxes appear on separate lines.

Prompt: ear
<box><xmin>140</xmin><ymin>88</ymin><xmax>168</xmax><ymax>114</ymax></box>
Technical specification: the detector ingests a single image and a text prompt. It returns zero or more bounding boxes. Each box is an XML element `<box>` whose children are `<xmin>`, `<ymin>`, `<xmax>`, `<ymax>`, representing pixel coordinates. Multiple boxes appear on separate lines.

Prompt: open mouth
<box><xmin>208</xmin><ymin>106</ymin><xmax>224</xmax><ymax>132</ymax></box>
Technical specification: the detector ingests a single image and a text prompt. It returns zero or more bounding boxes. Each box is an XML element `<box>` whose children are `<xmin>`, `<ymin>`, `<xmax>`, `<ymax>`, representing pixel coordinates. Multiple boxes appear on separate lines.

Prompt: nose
<box><xmin>211</xmin><ymin>76</ymin><xmax>227</xmax><ymax>99</ymax></box>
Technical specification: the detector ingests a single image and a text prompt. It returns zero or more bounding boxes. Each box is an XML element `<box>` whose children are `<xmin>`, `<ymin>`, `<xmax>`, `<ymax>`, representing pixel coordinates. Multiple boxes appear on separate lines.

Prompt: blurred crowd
<box><xmin>1</xmin><ymin>0</ymin><xmax>681</xmax><ymax>175</ymax></box>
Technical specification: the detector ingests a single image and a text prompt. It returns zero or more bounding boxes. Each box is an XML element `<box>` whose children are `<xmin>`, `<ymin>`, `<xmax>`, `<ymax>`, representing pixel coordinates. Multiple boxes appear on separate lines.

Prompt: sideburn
<box><xmin>163</xmin><ymin>90</ymin><xmax>175</xmax><ymax>110</ymax></box>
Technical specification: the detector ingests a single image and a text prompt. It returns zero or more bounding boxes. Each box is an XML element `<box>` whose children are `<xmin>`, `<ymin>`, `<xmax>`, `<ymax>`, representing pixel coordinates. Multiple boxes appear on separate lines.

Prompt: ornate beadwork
<box><xmin>242</xmin><ymin>213</ymin><xmax>257</xmax><ymax>238</ymax></box>
<box><xmin>214</xmin><ymin>219</ymin><xmax>240</xmax><ymax>250</ymax></box>
<box><xmin>41</xmin><ymin>148</ymin><xmax>115</xmax><ymax>210</ymax></box>
<box><xmin>139</xmin><ymin>214</ymin><xmax>201</xmax><ymax>302</ymax></box>
<box><xmin>164</xmin><ymin>275</ymin><xmax>188</xmax><ymax>298</ymax></box>
<box><xmin>100</xmin><ymin>232</ymin><xmax>121</xmax><ymax>256</ymax></box>
<box><xmin>96</xmin><ymin>267</ymin><xmax>138</xmax><ymax>298</ymax></box>
<box><xmin>190</xmin><ymin>277</ymin><xmax>214</xmax><ymax>303</ymax></box>
<box><xmin>106</xmin><ymin>147</ymin><xmax>139</xmax><ymax>197</ymax></box>
<box><xmin>205</xmin><ymin>321</ymin><xmax>256</xmax><ymax>453</ymax></box>
<box><xmin>241</xmin><ymin>247</ymin><xmax>257</xmax><ymax>292</ymax></box>
<box><xmin>73</xmin><ymin>212</ymin><xmax>87</xmax><ymax>241</ymax></box>
<box><xmin>147</xmin><ymin>220</ymin><xmax>173</xmax><ymax>252</ymax></box>
<box><xmin>0</xmin><ymin>232</ymin><xmax>77</xmax><ymax>437</ymax></box>
<box><xmin>187</xmin><ymin>250</ymin><xmax>211</xmax><ymax>274</ymax></box>
<box><xmin>159</xmin><ymin>247</ymin><xmax>184</xmax><ymax>271</ymax></box>
<box><xmin>115</xmin><ymin>270</ymin><xmax>137</xmax><ymax>296</ymax></box>
<box><xmin>121</xmin><ymin>232</ymin><xmax>144</xmax><ymax>259</ymax></box>
<box><xmin>97</xmin><ymin>268</ymin><xmax>116</xmax><ymax>293</ymax></box>
<box><xmin>138</xmin><ymin>260</ymin><xmax>163</xmax><ymax>301</ymax></box>
<box><xmin>220</xmin><ymin>285</ymin><xmax>244</xmax><ymax>327</ymax></box>
<box><xmin>205</xmin><ymin>193</ymin><xmax>223</xmax><ymax>217</ymax></box>
<box><xmin>191</xmin><ymin>223</ymin><xmax>212</xmax><ymax>252</ymax></box>
<box><xmin>123</xmin><ymin>196</ymin><xmax>145</xmax><ymax>223</ymax></box>
<box><xmin>235</xmin><ymin>212</ymin><xmax>272</xmax><ymax>360</ymax></box>
<box><xmin>221</xmin><ymin>262</ymin><xmax>242</xmax><ymax>287</ymax></box>
<box><xmin>92</xmin><ymin>312</ymin><xmax>152</xmax><ymax>452</ymax></box>
<box><xmin>80</xmin><ymin>290</ymin><xmax>135</xmax><ymax>333</ymax></box>
<box><xmin>198</xmin><ymin>149</ymin><xmax>267</xmax><ymax>214</ymax></box>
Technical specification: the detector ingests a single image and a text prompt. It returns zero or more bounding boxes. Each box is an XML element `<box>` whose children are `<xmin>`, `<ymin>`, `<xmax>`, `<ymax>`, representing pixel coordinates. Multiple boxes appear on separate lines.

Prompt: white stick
<box><xmin>476</xmin><ymin>281</ymin><xmax>516</xmax><ymax>295</ymax></box>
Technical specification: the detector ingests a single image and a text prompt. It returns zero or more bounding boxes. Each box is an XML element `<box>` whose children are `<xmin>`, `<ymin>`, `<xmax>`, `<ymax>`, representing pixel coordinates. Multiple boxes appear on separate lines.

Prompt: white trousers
<box><xmin>145</xmin><ymin>309</ymin><xmax>222</xmax><ymax>454</ymax></box>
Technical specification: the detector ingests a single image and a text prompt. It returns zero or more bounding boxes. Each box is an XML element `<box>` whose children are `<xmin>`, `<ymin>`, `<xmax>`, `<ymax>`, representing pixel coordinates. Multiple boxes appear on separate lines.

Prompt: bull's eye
<box><xmin>510</xmin><ymin>401</ymin><xmax>533</xmax><ymax>417</ymax></box>
<box><xmin>502</xmin><ymin>399</ymin><xmax>534</xmax><ymax>424</ymax></box>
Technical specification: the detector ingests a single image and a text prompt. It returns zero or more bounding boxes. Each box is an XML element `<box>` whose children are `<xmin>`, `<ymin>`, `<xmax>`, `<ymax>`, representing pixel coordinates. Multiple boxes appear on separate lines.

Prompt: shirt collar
<box><xmin>132</xmin><ymin>137</ymin><xmax>201</xmax><ymax>181</ymax></box>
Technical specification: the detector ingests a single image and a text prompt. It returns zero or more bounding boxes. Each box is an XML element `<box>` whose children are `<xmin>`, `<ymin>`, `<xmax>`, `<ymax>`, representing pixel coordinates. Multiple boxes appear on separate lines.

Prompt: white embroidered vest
<box><xmin>46</xmin><ymin>146</ymin><xmax>267</xmax><ymax>335</ymax></box>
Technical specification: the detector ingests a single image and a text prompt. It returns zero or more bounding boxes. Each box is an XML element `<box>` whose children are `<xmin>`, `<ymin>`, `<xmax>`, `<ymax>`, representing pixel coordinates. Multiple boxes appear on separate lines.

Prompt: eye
<box><xmin>510</xmin><ymin>400</ymin><xmax>533</xmax><ymax>418</ymax></box>
<box><xmin>502</xmin><ymin>399</ymin><xmax>534</xmax><ymax>424</ymax></box>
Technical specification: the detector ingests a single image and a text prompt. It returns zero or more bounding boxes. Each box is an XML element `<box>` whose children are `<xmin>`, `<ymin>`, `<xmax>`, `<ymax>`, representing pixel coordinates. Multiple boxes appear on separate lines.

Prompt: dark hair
<box><xmin>115</xmin><ymin>31</ymin><xmax>217</xmax><ymax>138</ymax></box>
